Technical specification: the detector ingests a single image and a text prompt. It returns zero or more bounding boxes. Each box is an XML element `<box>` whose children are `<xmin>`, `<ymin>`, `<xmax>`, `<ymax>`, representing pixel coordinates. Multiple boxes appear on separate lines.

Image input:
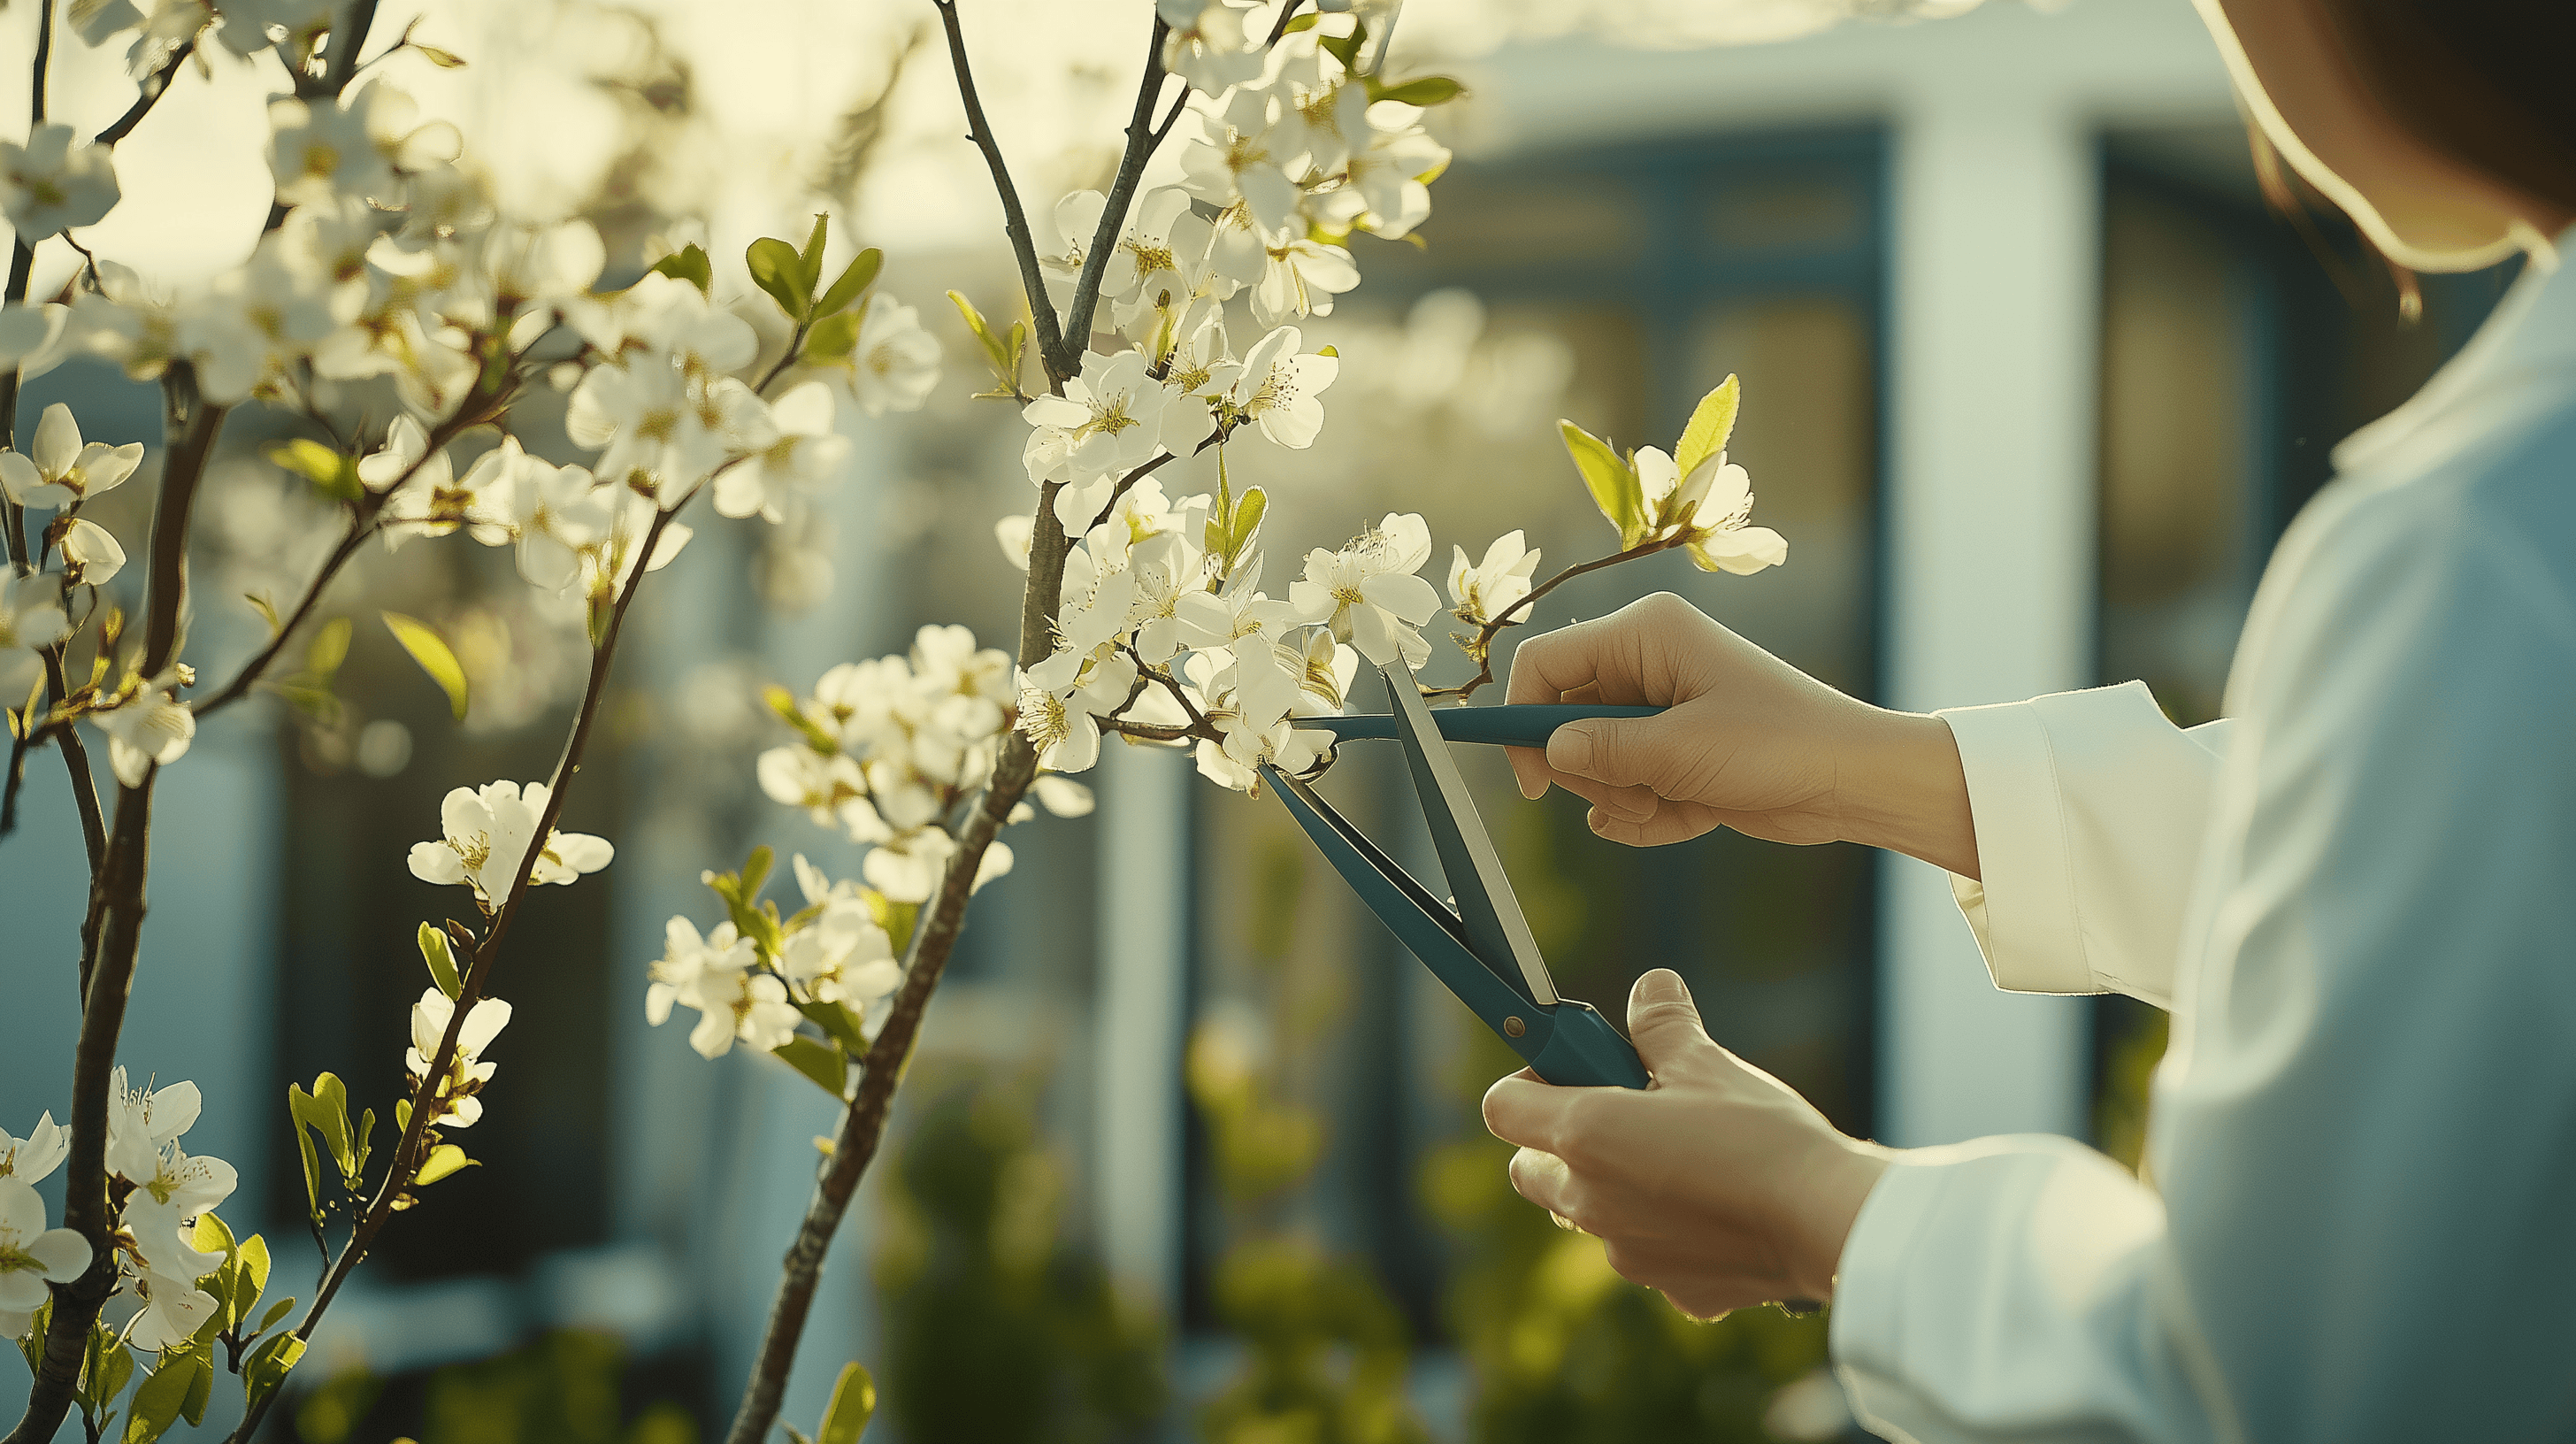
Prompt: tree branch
<box><xmin>5</xmin><ymin>368</ymin><xmax>224</xmax><ymax>1444</ymax></box>
<box><xmin>931</xmin><ymin>0</ymin><xmax>1070</xmax><ymax>386</ymax></box>
<box><xmin>1062</xmin><ymin>16</ymin><xmax>1175</xmax><ymax>363</ymax></box>
<box><xmin>724</xmin><ymin>730</ymin><xmax>1038</xmax><ymax>1444</ymax></box>
<box><xmin>221</xmin><ymin>498</ymin><xmax>682</xmax><ymax>1444</ymax></box>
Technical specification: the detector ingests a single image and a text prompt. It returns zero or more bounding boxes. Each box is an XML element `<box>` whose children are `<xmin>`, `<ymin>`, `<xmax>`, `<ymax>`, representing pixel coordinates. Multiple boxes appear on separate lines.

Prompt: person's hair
<box><xmin>2319</xmin><ymin>1</ymin><xmax>2576</xmax><ymax>219</ymax></box>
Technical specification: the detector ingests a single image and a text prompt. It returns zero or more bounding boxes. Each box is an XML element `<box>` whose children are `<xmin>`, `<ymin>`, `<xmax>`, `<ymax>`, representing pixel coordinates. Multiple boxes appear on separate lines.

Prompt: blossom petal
<box><xmin>1359</xmin><ymin>571</ymin><xmax>1441</xmax><ymax>625</ymax></box>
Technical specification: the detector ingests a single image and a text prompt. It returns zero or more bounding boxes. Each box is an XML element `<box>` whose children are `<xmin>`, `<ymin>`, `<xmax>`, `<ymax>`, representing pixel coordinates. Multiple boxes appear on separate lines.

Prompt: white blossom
<box><xmin>1315</xmin><ymin>118</ymin><xmax>1448</xmax><ymax>240</ymax></box>
<box><xmin>717</xmin><ymin>381</ymin><xmax>849</xmax><ymax>521</ymax></box>
<box><xmin>0</xmin><ymin>573</ymin><xmax>69</xmax><ymax>703</ymax></box>
<box><xmin>123</xmin><ymin>1267</ymin><xmax>218</xmax><ymax>1355</ymax></box>
<box><xmin>92</xmin><ymin>683</ymin><xmax>193</xmax><ymax>786</ymax></box>
<box><xmin>1158</xmin><ymin>0</ymin><xmax>1264</xmax><ymax>95</ymax></box>
<box><xmin>0</xmin><ymin>123</ymin><xmax>119</xmax><ymax>236</ymax></box>
<box><xmin>645</xmin><ymin>917</ymin><xmax>762</xmax><ymax>1059</ymax></box>
<box><xmin>777</xmin><ymin>902</ymin><xmax>901</xmax><ymax>1014</ymax></box>
<box><xmin>1287</xmin><ymin>512</ymin><xmax>1438</xmax><ymax>665</ymax></box>
<box><xmin>845</xmin><ymin>291</ymin><xmax>941</xmax><ymax>418</ymax></box>
<box><xmin>0</xmin><ymin>404</ymin><xmax>143</xmax><ymax>510</ymax></box>
<box><xmin>1269</xmin><ymin>35</ymin><xmax>1374</xmax><ymax>176</ymax></box>
<box><xmin>407</xmin><ymin>780</ymin><xmax>613</xmax><ymax>910</ymax></box>
<box><xmin>1217</xmin><ymin>325</ymin><xmax>1338</xmax><ymax>449</ymax></box>
<box><xmin>0</xmin><ymin>1117</ymin><xmax>65</xmax><ymax>1186</ymax></box>
<box><xmin>407</xmin><ymin>989</ymin><xmax>512</xmax><ymax>1128</ymax></box>
<box><xmin>1179</xmin><ymin>88</ymin><xmax>1302</xmax><ymax>242</ymax></box>
<box><xmin>490</xmin><ymin>453</ymin><xmax>614</xmax><ymax>592</ymax></box>
<box><xmin>1016</xmin><ymin>647</ymin><xmax>1136</xmax><ymax>776</ymax></box>
<box><xmin>1635</xmin><ymin>445</ymin><xmax>1788</xmax><ymax>574</ymax></box>
<box><xmin>0</xmin><ymin>1179</ymin><xmax>90</xmax><ymax>1319</ymax></box>
<box><xmin>1249</xmin><ymin>237</ymin><xmax>1359</xmax><ymax>329</ymax></box>
<box><xmin>1449</xmin><ymin>530</ymin><xmax>1540</xmax><ymax>625</ymax></box>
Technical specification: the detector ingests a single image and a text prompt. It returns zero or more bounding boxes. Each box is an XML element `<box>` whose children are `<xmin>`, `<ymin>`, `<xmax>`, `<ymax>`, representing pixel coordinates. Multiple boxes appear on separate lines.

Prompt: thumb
<box><xmin>1628</xmin><ymin>968</ymin><xmax>1716</xmax><ymax>1079</ymax></box>
<box><xmin>1548</xmin><ymin>713</ymin><xmax>1691</xmax><ymax>796</ymax></box>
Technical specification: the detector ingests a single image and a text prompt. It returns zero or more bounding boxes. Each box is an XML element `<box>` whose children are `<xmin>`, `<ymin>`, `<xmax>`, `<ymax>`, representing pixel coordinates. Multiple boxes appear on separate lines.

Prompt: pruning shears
<box><xmin>1261</xmin><ymin>663</ymin><xmax>1667</xmax><ymax>1090</ymax></box>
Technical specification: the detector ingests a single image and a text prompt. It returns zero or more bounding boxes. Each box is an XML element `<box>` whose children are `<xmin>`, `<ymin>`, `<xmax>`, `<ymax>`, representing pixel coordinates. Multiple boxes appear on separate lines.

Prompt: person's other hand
<box><xmin>1504</xmin><ymin>592</ymin><xmax>1977</xmax><ymax>875</ymax></box>
<box><xmin>1481</xmin><ymin>969</ymin><xmax>1889</xmax><ymax>1318</ymax></box>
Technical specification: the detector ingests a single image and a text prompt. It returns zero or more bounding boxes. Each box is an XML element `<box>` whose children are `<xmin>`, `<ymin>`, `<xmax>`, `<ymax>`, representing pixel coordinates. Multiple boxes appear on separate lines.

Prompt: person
<box><xmin>1476</xmin><ymin>1</ymin><xmax>2576</xmax><ymax>1440</ymax></box>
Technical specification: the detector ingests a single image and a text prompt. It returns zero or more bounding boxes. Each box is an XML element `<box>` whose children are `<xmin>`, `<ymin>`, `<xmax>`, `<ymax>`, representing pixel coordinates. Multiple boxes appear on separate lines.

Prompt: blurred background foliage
<box><xmin>871</xmin><ymin>1069</ymin><xmax>1169</xmax><ymax>1444</ymax></box>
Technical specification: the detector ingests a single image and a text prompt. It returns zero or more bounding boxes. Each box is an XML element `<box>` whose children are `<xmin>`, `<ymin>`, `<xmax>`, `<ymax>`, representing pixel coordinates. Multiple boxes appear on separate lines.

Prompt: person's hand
<box><xmin>1482</xmin><ymin>969</ymin><xmax>1890</xmax><ymax>1318</ymax></box>
<box><xmin>1504</xmin><ymin>592</ymin><xmax>1978</xmax><ymax>876</ymax></box>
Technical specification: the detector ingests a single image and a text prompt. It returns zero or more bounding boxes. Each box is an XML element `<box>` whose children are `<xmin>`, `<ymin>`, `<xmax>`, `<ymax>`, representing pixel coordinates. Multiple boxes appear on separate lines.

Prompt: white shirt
<box><xmin>1829</xmin><ymin>237</ymin><xmax>2576</xmax><ymax>1444</ymax></box>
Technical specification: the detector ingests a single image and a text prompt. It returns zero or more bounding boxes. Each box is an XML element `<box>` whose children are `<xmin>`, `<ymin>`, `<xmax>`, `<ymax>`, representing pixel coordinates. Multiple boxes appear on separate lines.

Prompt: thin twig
<box><xmin>1430</xmin><ymin>540</ymin><xmax>1678</xmax><ymax>703</ymax></box>
<box><xmin>931</xmin><ymin>0</ymin><xmax>1071</xmax><ymax>385</ymax></box>
<box><xmin>723</xmin><ymin>731</ymin><xmax>1035</xmax><ymax>1444</ymax></box>
<box><xmin>1</xmin><ymin>239</ymin><xmax>35</xmax><ymax>572</ymax></box>
<box><xmin>192</xmin><ymin>395</ymin><xmax>504</xmax><ymax>720</ymax></box>
<box><xmin>1062</xmin><ymin>16</ymin><xmax>1174</xmax><ymax>365</ymax></box>
<box><xmin>1263</xmin><ymin>0</ymin><xmax>1313</xmax><ymax>47</ymax></box>
<box><xmin>92</xmin><ymin>33</ymin><xmax>199</xmax><ymax>147</ymax></box>
<box><xmin>221</xmin><ymin>496</ymin><xmax>683</xmax><ymax>1444</ymax></box>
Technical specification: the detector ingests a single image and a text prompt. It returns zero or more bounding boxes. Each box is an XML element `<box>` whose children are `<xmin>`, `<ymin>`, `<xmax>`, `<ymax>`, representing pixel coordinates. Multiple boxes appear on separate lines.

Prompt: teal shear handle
<box><xmin>1292</xmin><ymin>704</ymin><xmax>1664</xmax><ymax>749</ymax></box>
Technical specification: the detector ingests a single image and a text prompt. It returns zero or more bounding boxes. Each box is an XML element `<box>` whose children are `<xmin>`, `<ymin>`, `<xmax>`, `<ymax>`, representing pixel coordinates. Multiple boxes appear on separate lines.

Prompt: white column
<box><xmin>1878</xmin><ymin>90</ymin><xmax>2097</xmax><ymax>1146</ymax></box>
<box><xmin>1090</xmin><ymin>741</ymin><xmax>1190</xmax><ymax>1317</ymax></box>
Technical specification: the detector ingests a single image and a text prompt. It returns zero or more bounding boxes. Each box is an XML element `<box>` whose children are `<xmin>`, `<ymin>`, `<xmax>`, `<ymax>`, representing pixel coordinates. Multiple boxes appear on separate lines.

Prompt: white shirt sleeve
<box><xmin>1828</xmin><ymin>398</ymin><xmax>2576</xmax><ymax>1444</ymax></box>
<box><xmin>1936</xmin><ymin>684</ymin><xmax>2231</xmax><ymax>1008</ymax></box>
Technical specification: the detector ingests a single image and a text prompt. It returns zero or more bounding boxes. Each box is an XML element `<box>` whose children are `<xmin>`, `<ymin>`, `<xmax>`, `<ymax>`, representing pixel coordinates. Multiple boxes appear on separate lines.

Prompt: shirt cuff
<box><xmin>1934</xmin><ymin>699</ymin><xmax>2096</xmax><ymax>994</ymax></box>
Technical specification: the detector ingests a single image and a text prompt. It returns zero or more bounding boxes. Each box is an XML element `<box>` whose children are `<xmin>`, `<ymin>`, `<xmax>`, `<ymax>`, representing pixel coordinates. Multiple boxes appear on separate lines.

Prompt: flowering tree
<box><xmin>0</xmin><ymin>1</ymin><xmax>1786</xmax><ymax>1441</ymax></box>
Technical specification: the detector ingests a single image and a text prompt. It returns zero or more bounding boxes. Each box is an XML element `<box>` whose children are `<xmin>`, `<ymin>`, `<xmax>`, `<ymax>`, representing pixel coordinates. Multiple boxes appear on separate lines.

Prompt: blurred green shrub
<box><xmin>1189</xmin><ymin>828</ymin><xmax>1432</xmax><ymax>1444</ymax></box>
<box><xmin>293</xmin><ymin>1330</ymin><xmax>695</xmax><ymax>1444</ymax></box>
<box><xmin>873</xmin><ymin>1067</ymin><xmax>1167</xmax><ymax>1444</ymax></box>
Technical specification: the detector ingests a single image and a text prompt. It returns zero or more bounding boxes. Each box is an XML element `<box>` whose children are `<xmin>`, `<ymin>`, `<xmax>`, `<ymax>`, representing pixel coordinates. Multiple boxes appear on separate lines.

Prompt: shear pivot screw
<box><xmin>1503</xmin><ymin>1016</ymin><xmax>1526</xmax><ymax>1037</ymax></box>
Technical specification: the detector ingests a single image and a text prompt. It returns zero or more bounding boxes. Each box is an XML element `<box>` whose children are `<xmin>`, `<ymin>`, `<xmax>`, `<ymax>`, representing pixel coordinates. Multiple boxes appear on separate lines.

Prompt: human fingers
<box><xmin>1481</xmin><ymin>1070</ymin><xmax>1575</xmax><ymax>1152</ymax></box>
<box><xmin>1627</xmin><ymin>969</ymin><xmax>1724</xmax><ymax>1085</ymax></box>
<box><xmin>1506</xmin><ymin>1147</ymin><xmax>1577</xmax><ymax>1218</ymax></box>
<box><xmin>1506</xmin><ymin>597</ymin><xmax>1697</xmax><ymax>798</ymax></box>
<box><xmin>1586</xmin><ymin>798</ymin><xmax>1722</xmax><ymax>847</ymax></box>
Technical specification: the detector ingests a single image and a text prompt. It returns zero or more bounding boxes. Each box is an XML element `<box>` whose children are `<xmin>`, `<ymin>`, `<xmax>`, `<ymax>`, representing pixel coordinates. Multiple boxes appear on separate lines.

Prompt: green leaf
<box><xmin>803</xmin><ymin>309</ymin><xmax>862</xmax><ymax>363</ymax></box>
<box><xmin>1227</xmin><ymin>487</ymin><xmax>1267</xmax><ymax>570</ymax></box>
<box><xmin>864</xmin><ymin>892</ymin><xmax>917</xmax><ymax>956</ymax></box>
<box><xmin>305</xmin><ymin>616</ymin><xmax>351</xmax><ymax>676</ymax></box>
<box><xmin>794</xmin><ymin>999</ymin><xmax>870</xmax><ymax>1057</ymax></box>
<box><xmin>648</xmin><ymin>243</ymin><xmax>711</xmax><ymax>296</ymax></box>
<box><xmin>255</xmin><ymin>1297</ymin><xmax>295</xmax><ymax>1336</ymax></box>
<box><xmin>816</xmin><ymin>247</ymin><xmax>883</xmax><ymax>319</ymax></box>
<box><xmin>765</xmin><ymin>685</ymin><xmax>842</xmax><ymax>756</ymax></box>
<box><xmin>740</xmin><ymin>844</ymin><xmax>775</xmax><ymax>903</ymax></box>
<box><xmin>418</xmin><ymin>923</ymin><xmax>462</xmax><ymax>999</ymax></box>
<box><xmin>415</xmin><ymin>1144</ymin><xmax>476</xmax><ymax>1187</ymax></box>
<box><xmin>20</xmin><ymin>1299</ymin><xmax>50</xmax><ymax>1375</ymax></box>
<box><xmin>413</xmin><ymin>43</ymin><xmax>467</xmax><ymax>67</ymax></box>
<box><xmin>1281</xmin><ymin>10</ymin><xmax>1322</xmax><ymax>31</ymax></box>
<box><xmin>770</xmin><ymin>1035</ymin><xmax>849</xmax><ymax>1099</ymax></box>
<box><xmin>747</xmin><ymin>236</ymin><xmax>809</xmax><ymax>320</ymax></box>
<box><xmin>244</xmin><ymin>593</ymin><xmax>281</xmax><ymax>636</ymax></box>
<box><xmin>1560</xmin><ymin>419</ymin><xmax>1647</xmax><ymax>548</ymax></box>
<box><xmin>816</xmin><ymin>1362</ymin><xmax>877</xmax><ymax>1444</ymax></box>
<box><xmin>945</xmin><ymin>289</ymin><xmax>1015</xmax><ymax>377</ymax></box>
<box><xmin>1672</xmin><ymin>373</ymin><xmax>1740</xmax><ymax>486</ymax></box>
<box><xmin>381</xmin><ymin>611</ymin><xmax>469</xmax><ymax>722</ymax></box>
<box><xmin>1321</xmin><ymin>18</ymin><xmax>1366</xmax><ymax>68</ymax></box>
<box><xmin>263</xmin><ymin>439</ymin><xmax>362</xmax><ymax>503</ymax></box>
<box><xmin>233</xmin><ymin>1234</ymin><xmax>271</xmax><ymax>1331</ymax></box>
<box><xmin>290</xmin><ymin>1073</ymin><xmax>357</xmax><ymax>1192</ymax></box>
<box><xmin>84</xmin><ymin>1333</ymin><xmax>133</xmax><ymax>1411</ymax></box>
<box><xmin>1369</xmin><ymin>75</ymin><xmax>1464</xmax><ymax>106</ymax></box>
<box><xmin>188</xmin><ymin>1211</ymin><xmax>237</xmax><ymax>1268</ymax></box>
<box><xmin>286</xmin><ymin>1085</ymin><xmax>323</xmax><ymax>1227</ymax></box>
<box><xmin>242</xmin><ymin>1333</ymin><xmax>306</xmax><ymax>1416</ymax></box>
<box><xmin>121</xmin><ymin>1351</ymin><xmax>202</xmax><ymax>1444</ymax></box>
<box><xmin>179</xmin><ymin>1346</ymin><xmax>212</xmax><ymax>1425</ymax></box>
<box><xmin>796</xmin><ymin>212</ymin><xmax>832</xmax><ymax>298</ymax></box>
